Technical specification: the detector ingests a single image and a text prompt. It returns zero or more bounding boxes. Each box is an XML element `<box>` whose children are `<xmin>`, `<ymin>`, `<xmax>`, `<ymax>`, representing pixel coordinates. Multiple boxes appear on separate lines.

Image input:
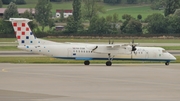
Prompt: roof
<box><xmin>0</xmin><ymin>8</ymin><xmax>35</xmax><ymax>14</ymax></box>
<box><xmin>56</xmin><ymin>10</ymin><xmax>73</xmax><ymax>13</ymax></box>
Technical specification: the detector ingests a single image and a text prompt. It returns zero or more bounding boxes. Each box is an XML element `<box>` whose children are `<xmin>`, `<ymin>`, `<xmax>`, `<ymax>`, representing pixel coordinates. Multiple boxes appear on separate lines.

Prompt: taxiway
<box><xmin>0</xmin><ymin>63</ymin><xmax>180</xmax><ymax>101</ymax></box>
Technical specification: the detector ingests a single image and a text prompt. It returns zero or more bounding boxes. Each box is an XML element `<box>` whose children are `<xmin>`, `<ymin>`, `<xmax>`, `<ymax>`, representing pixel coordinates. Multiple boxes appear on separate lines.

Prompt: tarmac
<box><xmin>0</xmin><ymin>63</ymin><xmax>180</xmax><ymax>101</ymax></box>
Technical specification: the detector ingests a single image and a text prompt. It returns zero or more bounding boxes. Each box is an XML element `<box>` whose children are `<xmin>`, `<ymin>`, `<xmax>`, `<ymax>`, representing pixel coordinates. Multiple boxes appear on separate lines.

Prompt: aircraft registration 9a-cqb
<box><xmin>9</xmin><ymin>18</ymin><xmax>176</xmax><ymax>66</ymax></box>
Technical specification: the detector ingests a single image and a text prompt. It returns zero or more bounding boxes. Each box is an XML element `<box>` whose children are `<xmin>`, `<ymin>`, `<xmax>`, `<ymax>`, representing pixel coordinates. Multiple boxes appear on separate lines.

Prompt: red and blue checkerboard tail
<box><xmin>9</xmin><ymin>18</ymin><xmax>38</xmax><ymax>45</ymax></box>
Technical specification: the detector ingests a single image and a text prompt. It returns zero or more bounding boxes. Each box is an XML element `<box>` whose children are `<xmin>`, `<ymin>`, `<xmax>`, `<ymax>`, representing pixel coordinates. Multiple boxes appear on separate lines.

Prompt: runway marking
<box><xmin>1</xmin><ymin>68</ymin><xmax>8</xmax><ymax>72</ymax></box>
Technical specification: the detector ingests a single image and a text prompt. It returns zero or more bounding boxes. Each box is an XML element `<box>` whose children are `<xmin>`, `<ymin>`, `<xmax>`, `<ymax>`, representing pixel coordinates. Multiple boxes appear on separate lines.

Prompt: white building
<box><xmin>56</xmin><ymin>10</ymin><xmax>73</xmax><ymax>18</ymax></box>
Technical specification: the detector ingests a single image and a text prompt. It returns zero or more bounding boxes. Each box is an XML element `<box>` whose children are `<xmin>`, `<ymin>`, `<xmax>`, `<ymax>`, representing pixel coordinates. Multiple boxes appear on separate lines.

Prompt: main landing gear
<box><xmin>106</xmin><ymin>61</ymin><xmax>112</xmax><ymax>66</ymax></box>
<box><xmin>84</xmin><ymin>60</ymin><xmax>90</xmax><ymax>65</ymax></box>
<box><xmin>106</xmin><ymin>53</ymin><xmax>114</xmax><ymax>66</ymax></box>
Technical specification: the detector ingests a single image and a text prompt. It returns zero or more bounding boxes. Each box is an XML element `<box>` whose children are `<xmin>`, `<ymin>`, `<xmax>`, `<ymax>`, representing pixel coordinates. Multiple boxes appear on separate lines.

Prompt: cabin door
<box><xmin>67</xmin><ymin>48</ymin><xmax>72</xmax><ymax>57</ymax></box>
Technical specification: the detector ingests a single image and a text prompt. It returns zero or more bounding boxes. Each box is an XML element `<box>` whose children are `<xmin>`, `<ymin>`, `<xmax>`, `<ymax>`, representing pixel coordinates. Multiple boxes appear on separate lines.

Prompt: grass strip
<box><xmin>0</xmin><ymin>56</ymin><xmax>179</xmax><ymax>64</ymax></box>
<box><xmin>161</xmin><ymin>46</ymin><xmax>180</xmax><ymax>50</ymax></box>
<box><xmin>0</xmin><ymin>46</ymin><xmax>20</xmax><ymax>51</ymax></box>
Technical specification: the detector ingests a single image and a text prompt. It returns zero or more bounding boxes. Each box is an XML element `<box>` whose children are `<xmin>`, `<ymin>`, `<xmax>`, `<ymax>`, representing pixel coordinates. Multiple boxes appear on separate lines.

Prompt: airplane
<box><xmin>9</xmin><ymin>18</ymin><xmax>176</xmax><ymax>66</ymax></box>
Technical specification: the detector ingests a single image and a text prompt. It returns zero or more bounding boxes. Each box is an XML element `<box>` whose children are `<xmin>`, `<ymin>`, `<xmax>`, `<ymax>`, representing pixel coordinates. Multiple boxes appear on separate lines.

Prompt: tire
<box><xmin>165</xmin><ymin>62</ymin><xmax>169</xmax><ymax>66</ymax></box>
<box><xmin>106</xmin><ymin>61</ymin><xmax>112</xmax><ymax>66</ymax></box>
<box><xmin>84</xmin><ymin>60</ymin><xmax>90</xmax><ymax>65</ymax></box>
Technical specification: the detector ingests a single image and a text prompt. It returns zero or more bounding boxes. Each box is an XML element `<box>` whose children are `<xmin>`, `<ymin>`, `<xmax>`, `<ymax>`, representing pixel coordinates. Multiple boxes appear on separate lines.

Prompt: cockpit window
<box><xmin>162</xmin><ymin>50</ymin><xmax>167</xmax><ymax>53</ymax></box>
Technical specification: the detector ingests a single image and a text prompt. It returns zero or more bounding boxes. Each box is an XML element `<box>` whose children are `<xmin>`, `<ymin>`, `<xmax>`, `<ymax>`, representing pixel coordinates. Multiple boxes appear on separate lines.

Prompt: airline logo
<box><xmin>12</xmin><ymin>21</ymin><xmax>35</xmax><ymax>44</ymax></box>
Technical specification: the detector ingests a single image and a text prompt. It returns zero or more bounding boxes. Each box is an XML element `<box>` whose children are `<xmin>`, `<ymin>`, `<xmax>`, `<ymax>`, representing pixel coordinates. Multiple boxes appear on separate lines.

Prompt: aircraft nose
<box><xmin>170</xmin><ymin>54</ymin><xmax>176</xmax><ymax>61</ymax></box>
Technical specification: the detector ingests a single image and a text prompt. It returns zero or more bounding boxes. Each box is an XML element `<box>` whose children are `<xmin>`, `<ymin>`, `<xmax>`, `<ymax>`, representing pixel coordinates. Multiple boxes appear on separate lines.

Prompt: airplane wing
<box><xmin>92</xmin><ymin>44</ymin><xmax>131</xmax><ymax>54</ymax></box>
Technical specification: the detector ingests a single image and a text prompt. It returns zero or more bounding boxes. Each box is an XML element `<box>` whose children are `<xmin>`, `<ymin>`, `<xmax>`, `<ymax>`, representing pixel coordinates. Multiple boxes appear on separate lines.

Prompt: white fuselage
<box><xmin>18</xmin><ymin>39</ymin><xmax>176</xmax><ymax>62</ymax></box>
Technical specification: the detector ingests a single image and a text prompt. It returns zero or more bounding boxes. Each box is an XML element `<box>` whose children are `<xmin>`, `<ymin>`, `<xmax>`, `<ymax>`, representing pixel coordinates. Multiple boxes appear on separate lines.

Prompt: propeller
<box><xmin>130</xmin><ymin>39</ymin><xmax>137</xmax><ymax>59</ymax></box>
<box><xmin>131</xmin><ymin>39</ymin><xmax>137</xmax><ymax>51</ymax></box>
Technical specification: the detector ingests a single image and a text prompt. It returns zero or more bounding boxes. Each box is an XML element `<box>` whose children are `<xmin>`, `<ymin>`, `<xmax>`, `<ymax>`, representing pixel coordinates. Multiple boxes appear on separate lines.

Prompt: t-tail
<box><xmin>9</xmin><ymin>18</ymin><xmax>38</xmax><ymax>46</ymax></box>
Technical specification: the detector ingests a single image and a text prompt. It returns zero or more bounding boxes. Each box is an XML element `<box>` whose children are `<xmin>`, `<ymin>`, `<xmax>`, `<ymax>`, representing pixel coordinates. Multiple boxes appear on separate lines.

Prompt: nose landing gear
<box><xmin>165</xmin><ymin>62</ymin><xmax>169</xmax><ymax>66</ymax></box>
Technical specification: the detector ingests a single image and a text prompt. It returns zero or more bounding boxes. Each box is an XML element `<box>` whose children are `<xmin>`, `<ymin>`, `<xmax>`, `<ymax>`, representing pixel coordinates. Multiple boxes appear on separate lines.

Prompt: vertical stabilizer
<box><xmin>9</xmin><ymin>18</ymin><xmax>37</xmax><ymax>45</ymax></box>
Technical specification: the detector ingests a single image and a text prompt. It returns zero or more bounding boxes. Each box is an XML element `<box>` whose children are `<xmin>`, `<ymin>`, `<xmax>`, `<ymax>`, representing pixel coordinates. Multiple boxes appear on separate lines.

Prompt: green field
<box><xmin>101</xmin><ymin>5</ymin><xmax>163</xmax><ymax>20</ymax></box>
<box><xmin>2</xmin><ymin>0</ymin><xmax>163</xmax><ymax>20</ymax></box>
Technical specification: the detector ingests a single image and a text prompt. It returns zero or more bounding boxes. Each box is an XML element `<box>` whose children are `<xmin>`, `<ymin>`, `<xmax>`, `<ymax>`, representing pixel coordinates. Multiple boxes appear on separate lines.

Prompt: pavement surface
<box><xmin>0</xmin><ymin>63</ymin><xmax>180</xmax><ymax>101</ymax></box>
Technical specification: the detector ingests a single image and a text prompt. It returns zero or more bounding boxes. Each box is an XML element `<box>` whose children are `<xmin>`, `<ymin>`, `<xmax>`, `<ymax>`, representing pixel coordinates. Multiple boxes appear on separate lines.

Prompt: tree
<box><xmin>82</xmin><ymin>0</ymin><xmax>105</xmax><ymax>20</ymax></box>
<box><xmin>50</xmin><ymin>0</ymin><xmax>62</xmax><ymax>2</ymax></box>
<box><xmin>73</xmin><ymin>0</ymin><xmax>81</xmax><ymax>22</ymax></box>
<box><xmin>21</xmin><ymin>10</ymin><xmax>37</xmax><ymax>31</ymax></box>
<box><xmin>15</xmin><ymin>0</ymin><xmax>26</xmax><ymax>4</ymax></box>
<box><xmin>65</xmin><ymin>16</ymin><xmax>77</xmax><ymax>33</ymax></box>
<box><xmin>3</xmin><ymin>2</ymin><xmax>19</xmax><ymax>20</ymax></box>
<box><xmin>166</xmin><ymin>16</ymin><xmax>180</xmax><ymax>34</ymax></box>
<box><xmin>106</xmin><ymin>15</ymin><xmax>112</xmax><ymax>22</ymax></box>
<box><xmin>122</xmin><ymin>19</ymin><xmax>142</xmax><ymax>34</ymax></box>
<box><xmin>145</xmin><ymin>13</ymin><xmax>168</xmax><ymax>34</ymax></box>
<box><xmin>48</xmin><ymin>19</ymin><xmax>55</xmax><ymax>30</ymax></box>
<box><xmin>0</xmin><ymin>19</ymin><xmax>14</xmax><ymax>34</ymax></box>
<box><xmin>60</xmin><ymin>9</ymin><xmax>64</xmax><ymax>22</ymax></box>
<box><xmin>150</xmin><ymin>0</ymin><xmax>166</xmax><ymax>10</ymax></box>
<box><xmin>164</xmin><ymin>0</ymin><xmax>180</xmax><ymax>16</ymax></box>
<box><xmin>150</xmin><ymin>0</ymin><xmax>154</xmax><ymax>3</ymax></box>
<box><xmin>89</xmin><ymin>16</ymin><xmax>113</xmax><ymax>35</ymax></box>
<box><xmin>122</xmin><ymin>14</ymin><xmax>132</xmax><ymax>21</ymax></box>
<box><xmin>35</xmin><ymin>0</ymin><xmax>52</xmax><ymax>32</ymax></box>
<box><xmin>137</xmin><ymin>14</ymin><xmax>142</xmax><ymax>21</ymax></box>
<box><xmin>113</xmin><ymin>13</ymin><xmax>119</xmax><ymax>23</ymax></box>
<box><xmin>65</xmin><ymin>0</ymin><xmax>83</xmax><ymax>33</ymax></box>
<box><xmin>174</xmin><ymin>9</ymin><xmax>180</xmax><ymax>16</ymax></box>
<box><xmin>127</xmin><ymin>0</ymin><xmax>137</xmax><ymax>4</ymax></box>
<box><xmin>2</xmin><ymin>0</ymin><xmax>13</xmax><ymax>4</ymax></box>
<box><xmin>121</xmin><ymin>14</ymin><xmax>133</xmax><ymax>33</ymax></box>
<box><xmin>72</xmin><ymin>0</ymin><xmax>82</xmax><ymax>32</ymax></box>
<box><xmin>0</xmin><ymin>0</ymin><xmax>3</xmax><ymax>8</ymax></box>
<box><xmin>105</xmin><ymin>14</ymin><xmax>119</xmax><ymax>34</ymax></box>
<box><xmin>104</xmin><ymin>0</ymin><xmax>121</xmax><ymax>5</ymax></box>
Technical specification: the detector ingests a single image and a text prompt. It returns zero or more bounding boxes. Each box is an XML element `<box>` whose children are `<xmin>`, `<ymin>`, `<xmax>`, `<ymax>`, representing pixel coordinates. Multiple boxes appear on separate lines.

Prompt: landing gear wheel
<box><xmin>84</xmin><ymin>60</ymin><xmax>90</xmax><ymax>65</ymax></box>
<box><xmin>165</xmin><ymin>62</ymin><xmax>169</xmax><ymax>66</ymax></box>
<box><xmin>106</xmin><ymin>61</ymin><xmax>112</xmax><ymax>66</ymax></box>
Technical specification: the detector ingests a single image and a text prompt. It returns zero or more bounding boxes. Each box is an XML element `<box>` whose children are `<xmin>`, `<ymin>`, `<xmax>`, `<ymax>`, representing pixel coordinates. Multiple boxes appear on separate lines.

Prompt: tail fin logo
<box><xmin>9</xmin><ymin>18</ymin><xmax>37</xmax><ymax>45</ymax></box>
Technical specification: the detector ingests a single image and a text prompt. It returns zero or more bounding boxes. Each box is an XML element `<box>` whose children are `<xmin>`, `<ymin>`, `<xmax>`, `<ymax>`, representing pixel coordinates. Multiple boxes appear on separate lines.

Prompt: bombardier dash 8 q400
<box><xmin>9</xmin><ymin>18</ymin><xmax>176</xmax><ymax>66</ymax></box>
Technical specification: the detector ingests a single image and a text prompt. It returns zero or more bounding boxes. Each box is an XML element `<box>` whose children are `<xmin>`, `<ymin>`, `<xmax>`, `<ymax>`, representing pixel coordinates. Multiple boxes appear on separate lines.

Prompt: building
<box><xmin>0</xmin><ymin>8</ymin><xmax>35</xmax><ymax>17</ymax></box>
<box><xmin>56</xmin><ymin>9</ymin><xmax>73</xmax><ymax>18</ymax></box>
